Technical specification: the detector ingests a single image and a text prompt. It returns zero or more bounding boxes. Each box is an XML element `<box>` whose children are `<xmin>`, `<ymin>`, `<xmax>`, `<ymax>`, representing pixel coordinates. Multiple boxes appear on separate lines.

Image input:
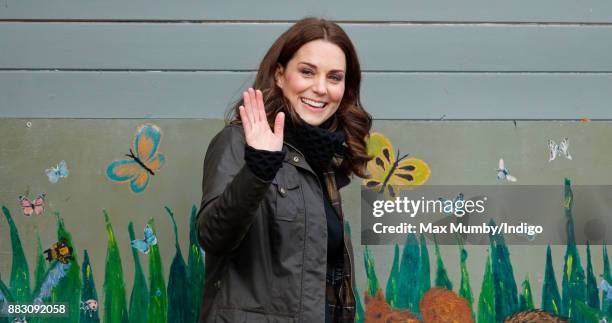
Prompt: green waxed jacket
<box><xmin>196</xmin><ymin>124</ymin><xmax>356</xmax><ymax>322</ymax></box>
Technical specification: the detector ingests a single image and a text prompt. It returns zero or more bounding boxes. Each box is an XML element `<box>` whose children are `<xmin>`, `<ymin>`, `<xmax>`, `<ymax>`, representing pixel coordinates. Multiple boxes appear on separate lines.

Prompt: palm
<box><xmin>239</xmin><ymin>88</ymin><xmax>284</xmax><ymax>151</ymax></box>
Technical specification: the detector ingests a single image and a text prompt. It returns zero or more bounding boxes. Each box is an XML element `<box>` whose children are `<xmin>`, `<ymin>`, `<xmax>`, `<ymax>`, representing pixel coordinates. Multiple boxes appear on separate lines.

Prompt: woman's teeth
<box><xmin>301</xmin><ymin>98</ymin><xmax>326</xmax><ymax>109</ymax></box>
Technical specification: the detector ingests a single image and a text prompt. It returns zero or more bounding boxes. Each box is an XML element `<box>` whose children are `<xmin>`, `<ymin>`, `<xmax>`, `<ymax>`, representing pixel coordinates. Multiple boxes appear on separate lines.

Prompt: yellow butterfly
<box><xmin>363</xmin><ymin>132</ymin><xmax>431</xmax><ymax>198</ymax></box>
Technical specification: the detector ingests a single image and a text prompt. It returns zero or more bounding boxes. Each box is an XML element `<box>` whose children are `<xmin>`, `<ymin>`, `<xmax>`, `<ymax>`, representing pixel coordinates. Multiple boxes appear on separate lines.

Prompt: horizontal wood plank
<box><xmin>2</xmin><ymin>23</ymin><xmax>612</xmax><ymax>72</ymax></box>
<box><xmin>1</xmin><ymin>71</ymin><xmax>611</xmax><ymax>119</ymax></box>
<box><xmin>1</xmin><ymin>0</ymin><xmax>612</xmax><ymax>23</ymax></box>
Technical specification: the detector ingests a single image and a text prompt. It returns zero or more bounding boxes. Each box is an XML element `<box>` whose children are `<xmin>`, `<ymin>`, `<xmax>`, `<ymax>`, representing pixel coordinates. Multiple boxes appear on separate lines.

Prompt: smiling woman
<box><xmin>196</xmin><ymin>17</ymin><xmax>372</xmax><ymax>323</ymax></box>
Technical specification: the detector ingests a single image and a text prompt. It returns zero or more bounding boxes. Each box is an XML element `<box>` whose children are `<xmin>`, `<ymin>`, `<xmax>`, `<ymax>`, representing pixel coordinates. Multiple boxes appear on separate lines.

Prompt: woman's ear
<box><xmin>275</xmin><ymin>64</ymin><xmax>284</xmax><ymax>89</ymax></box>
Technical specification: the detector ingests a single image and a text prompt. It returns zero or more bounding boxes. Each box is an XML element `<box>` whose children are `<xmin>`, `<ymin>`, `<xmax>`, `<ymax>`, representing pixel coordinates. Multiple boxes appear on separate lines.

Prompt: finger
<box><xmin>238</xmin><ymin>106</ymin><xmax>251</xmax><ymax>134</ymax></box>
<box><xmin>274</xmin><ymin>112</ymin><xmax>285</xmax><ymax>139</ymax></box>
<box><xmin>256</xmin><ymin>89</ymin><xmax>267</xmax><ymax>124</ymax></box>
<box><xmin>243</xmin><ymin>91</ymin><xmax>255</xmax><ymax>125</ymax></box>
<box><xmin>247</xmin><ymin>88</ymin><xmax>259</xmax><ymax>122</ymax></box>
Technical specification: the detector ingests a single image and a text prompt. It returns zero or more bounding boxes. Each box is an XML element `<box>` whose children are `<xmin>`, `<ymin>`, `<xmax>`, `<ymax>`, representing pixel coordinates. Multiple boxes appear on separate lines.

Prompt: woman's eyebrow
<box><xmin>298</xmin><ymin>61</ymin><xmax>345</xmax><ymax>73</ymax></box>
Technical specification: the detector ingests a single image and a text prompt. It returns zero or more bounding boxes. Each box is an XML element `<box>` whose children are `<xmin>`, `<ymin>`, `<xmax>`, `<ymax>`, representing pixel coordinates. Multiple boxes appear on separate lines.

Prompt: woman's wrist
<box><xmin>244</xmin><ymin>145</ymin><xmax>287</xmax><ymax>181</ymax></box>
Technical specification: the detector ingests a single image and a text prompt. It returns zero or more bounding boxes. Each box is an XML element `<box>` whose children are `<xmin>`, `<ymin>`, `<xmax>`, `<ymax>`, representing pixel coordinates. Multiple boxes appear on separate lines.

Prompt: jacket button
<box><xmin>279</xmin><ymin>187</ymin><xmax>287</xmax><ymax>196</ymax></box>
<box><xmin>293</xmin><ymin>156</ymin><xmax>300</xmax><ymax>163</ymax></box>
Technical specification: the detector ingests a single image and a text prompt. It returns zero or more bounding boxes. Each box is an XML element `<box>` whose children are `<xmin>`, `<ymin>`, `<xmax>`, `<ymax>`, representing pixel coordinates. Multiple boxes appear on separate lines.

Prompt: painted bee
<box><xmin>43</xmin><ymin>239</ymin><xmax>73</xmax><ymax>264</ymax></box>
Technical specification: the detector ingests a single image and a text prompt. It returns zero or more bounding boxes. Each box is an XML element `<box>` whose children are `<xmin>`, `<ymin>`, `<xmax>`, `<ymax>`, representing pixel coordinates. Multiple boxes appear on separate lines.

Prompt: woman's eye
<box><xmin>300</xmin><ymin>69</ymin><xmax>314</xmax><ymax>76</ymax></box>
<box><xmin>329</xmin><ymin>75</ymin><xmax>343</xmax><ymax>82</ymax></box>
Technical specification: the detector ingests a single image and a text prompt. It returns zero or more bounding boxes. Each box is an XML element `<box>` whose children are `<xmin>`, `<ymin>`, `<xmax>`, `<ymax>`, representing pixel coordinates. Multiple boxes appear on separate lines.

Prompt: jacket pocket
<box><xmin>272</xmin><ymin>168</ymin><xmax>304</xmax><ymax>221</ymax></box>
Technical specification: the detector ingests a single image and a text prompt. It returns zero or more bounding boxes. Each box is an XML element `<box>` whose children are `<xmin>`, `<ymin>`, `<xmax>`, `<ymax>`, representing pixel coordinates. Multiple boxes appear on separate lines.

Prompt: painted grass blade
<box><xmin>80</xmin><ymin>250</ymin><xmax>100</xmax><ymax>323</ymax></box>
<box><xmin>363</xmin><ymin>245</ymin><xmax>380</xmax><ymax>297</ymax></box>
<box><xmin>164</xmin><ymin>207</ymin><xmax>189</xmax><ymax>323</ymax></box>
<box><xmin>187</xmin><ymin>205</ymin><xmax>205</xmax><ymax>323</ymax></box>
<box><xmin>477</xmin><ymin>253</ymin><xmax>495</xmax><ymax>323</ymax></box>
<box><xmin>147</xmin><ymin>218</ymin><xmax>167</xmax><ymax>323</ymax></box>
<box><xmin>103</xmin><ymin>210</ymin><xmax>129</xmax><ymax>323</ymax></box>
<box><xmin>34</xmin><ymin>231</ymin><xmax>47</xmax><ymax>293</ymax></box>
<box><xmin>519</xmin><ymin>275</ymin><xmax>535</xmax><ymax>311</ymax></box>
<box><xmin>48</xmin><ymin>211</ymin><xmax>81</xmax><ymax>322</ymax></box>
<box><xmin>561</xmin><ymin>179</ymin><xmax>587</xmax><ymax>322</ymax></box>
<box><xmin>128</xmin><ymin>222</ymin><xmax>148</xmax><ymax>323</ymax></box>
<box><xmin>1</xmin><ymin>206</ymin><xmax>31</xmax><ymax>302</ymax></box>
<box><xmin>433</xmin><ymin>234</ymin><xmax>452</xmax><ymax>290</ymax></box>
<box><xmin>417</xmin><ymin>234</ymin><xmax>431</xmax><ymax>303</ymax></box>
<box><xmin>586</xmin><ymin>242</ymin><xmax>600</xmax><ymax>311</ymax></box>
<box><xmin>489</xmin><ymin>219</ymin><xmax>518</xmax><ymax>322</ymax></box>
<box><xmin>542</xmin><ymin>245</ymin><xmax>563</xmax><ymax>316</ymax></box>
<box><xmin>398</xmin><ymin>233</ymin><xmax>420</xmax><ymax>312</ymax></box>
<box><xmin>385</xmin><ymin>243</ymin><xmax>400</xmax><ymax>308</ymax></box>
<box><xmin>458</xmin><ymin>240</ymin><xmax>474</xmax><ymax>319</ymax></box>
<box><xmin>0</xmin><ymin>274</ymin><xmax>14</xmax><ymax>323</ymax></box>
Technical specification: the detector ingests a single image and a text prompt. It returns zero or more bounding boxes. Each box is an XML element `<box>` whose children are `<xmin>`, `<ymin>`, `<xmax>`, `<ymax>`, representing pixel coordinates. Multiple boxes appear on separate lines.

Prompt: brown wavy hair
<box><xmin>227</xmin><ymin>17</ymin><xmax>372</xmax><ymax>178</ymax></box>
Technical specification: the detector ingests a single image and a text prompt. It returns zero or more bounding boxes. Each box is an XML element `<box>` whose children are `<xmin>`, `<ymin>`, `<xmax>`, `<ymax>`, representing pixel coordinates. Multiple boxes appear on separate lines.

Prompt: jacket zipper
<box><xmin>284</xmin><ymin>141</ymin><xmax>356</xmax><ymax>318</ymax></box>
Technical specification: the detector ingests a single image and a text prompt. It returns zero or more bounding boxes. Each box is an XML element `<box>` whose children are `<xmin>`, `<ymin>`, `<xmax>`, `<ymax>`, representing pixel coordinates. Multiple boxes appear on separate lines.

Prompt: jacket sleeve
<box><xmin>195</xmin><ymin>125</ymin><xmax>273</xmax><ymax>255</ymax></box>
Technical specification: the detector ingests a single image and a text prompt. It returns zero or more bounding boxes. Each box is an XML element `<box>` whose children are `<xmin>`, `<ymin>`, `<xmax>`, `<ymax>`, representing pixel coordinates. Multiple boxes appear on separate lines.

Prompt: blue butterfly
<box><xmin>45</xmin><ymin>160</ymin><xmax>69</xmax><ymax>183</ymax></box>
<box><xmin>131</xmin><ymin>224</ymin><xmax>158</xmax><ymax>254</ymax></box>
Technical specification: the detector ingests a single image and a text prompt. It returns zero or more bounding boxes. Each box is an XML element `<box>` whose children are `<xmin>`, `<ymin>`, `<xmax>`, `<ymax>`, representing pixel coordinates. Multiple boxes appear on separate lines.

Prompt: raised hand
<box><xmin>239</xmin><ymin>88</ymin><xmax>285</xmax><ymax>152</ymax></box>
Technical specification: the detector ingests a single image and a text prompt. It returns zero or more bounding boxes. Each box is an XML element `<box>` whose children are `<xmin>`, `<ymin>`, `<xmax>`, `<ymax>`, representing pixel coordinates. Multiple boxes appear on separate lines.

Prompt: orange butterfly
<box><xmin>106</xmin><ymin>123</ymin><xmax>165</xmax><ymax>193</ymax></box>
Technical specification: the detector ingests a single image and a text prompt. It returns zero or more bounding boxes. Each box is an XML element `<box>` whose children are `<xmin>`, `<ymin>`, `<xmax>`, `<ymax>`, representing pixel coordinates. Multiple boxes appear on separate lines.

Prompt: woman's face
<box><xmin>275</xmin><ymin>40</ymin><xmax>346</xmax><ymax>126</ymax></box>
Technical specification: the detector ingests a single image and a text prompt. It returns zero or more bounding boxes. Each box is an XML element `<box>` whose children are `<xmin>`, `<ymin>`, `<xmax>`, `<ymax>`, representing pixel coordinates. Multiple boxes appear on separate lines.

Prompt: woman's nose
<box><xmin>312</xmin><ymin>77</ymin><xmax>327</xmax><ymax>95</ymax></box>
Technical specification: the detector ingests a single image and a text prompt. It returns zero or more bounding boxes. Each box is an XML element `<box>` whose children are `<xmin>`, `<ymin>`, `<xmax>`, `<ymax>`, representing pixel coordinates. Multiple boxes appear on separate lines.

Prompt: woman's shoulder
<box><xmin>210</xmin><ymin>123</ymin><xmax>246</xmax><ymax>146</ymax></box>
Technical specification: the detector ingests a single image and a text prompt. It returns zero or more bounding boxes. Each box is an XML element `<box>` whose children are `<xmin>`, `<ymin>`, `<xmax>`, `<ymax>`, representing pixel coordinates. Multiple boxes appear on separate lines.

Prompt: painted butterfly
<box><xmin>363</xmin><ymin>132</ymin><xmax>431</xmax><ymax>198</ymax></box>
<box><xmin>131</xmin><ymin>224</ymin><xmax>158</xmax><ymax>254</ymax></box>
<box><xmin>45</xmin><ymin>160</ymin><xmax>69</xmax><ymax>183</ymax></box>
<box><xmin>106</xmin><ymin>123</ymin><xmax>166</xmax><ymax>193</ymax></box>
<box><xmin>496</xmin><ymin>158</ymin><xmax>517</xmax><ymax>182</ymax></box>
<box><xmin>18</xmin><ymin>193</ymin><xmax>45</xmax><ymax>216</ymax></box>
<box><xmin>548</xmin><ymin>138</ymin><xmax>572</xmax><ymax>162</ymax></box>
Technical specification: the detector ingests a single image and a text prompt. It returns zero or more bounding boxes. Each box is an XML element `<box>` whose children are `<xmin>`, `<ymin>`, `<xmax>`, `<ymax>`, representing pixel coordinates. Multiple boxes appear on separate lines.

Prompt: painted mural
<box><xmin>1</xmin><ymin>119</ymin><xmax>611</xmax><ymax>323</ymax></box>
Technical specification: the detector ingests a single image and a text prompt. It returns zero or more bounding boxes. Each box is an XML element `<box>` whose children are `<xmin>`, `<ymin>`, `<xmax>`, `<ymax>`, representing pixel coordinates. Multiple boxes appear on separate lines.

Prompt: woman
<box><xmin>196</xmin><ymin>17</ymin><xmax>372</xmax><ymax>322</ymax></box>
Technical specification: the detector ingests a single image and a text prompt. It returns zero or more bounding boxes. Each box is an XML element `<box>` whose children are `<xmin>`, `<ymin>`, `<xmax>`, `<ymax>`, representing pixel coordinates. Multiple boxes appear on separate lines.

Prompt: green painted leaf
<box><xmin>519</xmin><ymin>275</ymin><xmax>534</xmax><ymax>311</ymax></box>
<box><xmin>542</xmin><ymin>245</ymin><xmax>563</xmax><ymax>316</ymax></box>
<box><xmin>385</xmin><ymin>243</ymin><xmax>400</xmax><ymax>308</ymax></box>
<box><xmin>2</xmin><ymin>206</ymin><xmax>31</xmax><ymax>302</ymax></box>
<box><xmin>34</xmin><ymin>231</ymin><xmax>47</xmax><ymax>293</ymax></box>
<box><xmin>477</xmin><ymin>253</ymin><xmax>495</xmax><ymax>323</ymax></box>
<box><xmin>128</xmin><ymin>222</ymin><xmax>148</xmax><ymax>323</ymax></box>
<box><xmin>355</xmin><ymin>285</ymin><xmax>365</xmax><ymax>323</ymax></box>
<box><xmin>80</xmin><ymin>250</ymin><xmax>100</xmax><ymax>323</ymax></box>
<box><xmin>165</xmin><ymin>206</ymin><xmax>190</xmax><ymax>323</ymax></box>
<box><xmin>103</xmin><ymin>210</ymin><xmax>129</xmax><ymax>323</ymax></box>
<box><xmin>363</xmin><ymin>245</ymin><xmax>379</xmax><ymax>297</ymax></box>
<box><xmin>187</xmin><ymin>205</ymin><xmax>205</xmax><ymax>323</ymax></box>
<box><xmin>575</xmin><ymin>300</ymin><xmax>604</xmax><ymax>323</ymax></box>
<box><xmin>417</xmin><ymin>234</ymin><xmax>431</xmax><ymax>303</ymax></box>
<box><xmin>0</xmin><ymin>274</ymin><xmax>15</xmax><ymax>323</ymax></box>
<box><xmin>586</xmin><ymin>242</ymin><xmax>600</xmax><ymax>311</ymax></box>
<box><xmin>398</xmin><ymin>233</ymin><xmax>420</xmax><ymax>313</ymax></box>
<box><xmin>602</xmin><ymin>243</ymin><xmax>612</xmax><ymax>317</ymax></box>
<box><xmin>458</xmin><ymin>240</ymin><xmax>474</xmax><ymax>320</ymax></box>
<box><xmin>48</xmin><ymin>211</ymin><xmax>81</xmax><ymax>322</ymax></box>
<box><xmin>148</xmin><ymin>218</ymin><xmax>167</xmax><ymax>323</ymax></box>
<box><xmin>433</xmin><ymin>234</ymin><xmax>452</xmax><ymax>291</ymax></box>
<box><xmin>489</xmin><ymin>219</ymin><xmax>518</xmax><ymax>322</ymax></box>
<box><xmin>561</xmin><ymin>179</ymin><xmax>587</xmax><ymax>322</ymax></box>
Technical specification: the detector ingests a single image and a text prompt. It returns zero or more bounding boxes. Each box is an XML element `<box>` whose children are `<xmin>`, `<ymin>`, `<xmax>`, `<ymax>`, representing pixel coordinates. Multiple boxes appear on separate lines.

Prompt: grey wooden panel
<box><xmin>3</xmin><ymin>23</ymin><xmax>612</xmax><ymax>72</ymax></box>
<box><xmin>1</xmin><ymin>0</ymin><xmax>612</xmax><ymax>22</ymax></box>
<box><xmin>1</xmin><ymin>71</ymin><xmax>612</xmax><ymax>119</ymax></box>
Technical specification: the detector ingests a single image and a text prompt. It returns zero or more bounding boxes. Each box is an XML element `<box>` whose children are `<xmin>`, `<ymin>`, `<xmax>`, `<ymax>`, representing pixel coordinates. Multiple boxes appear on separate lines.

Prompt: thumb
<box><xmin>274</xmin><ymin>112</ymin><xmax>285</xmax><ymax>138</ymax></box>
